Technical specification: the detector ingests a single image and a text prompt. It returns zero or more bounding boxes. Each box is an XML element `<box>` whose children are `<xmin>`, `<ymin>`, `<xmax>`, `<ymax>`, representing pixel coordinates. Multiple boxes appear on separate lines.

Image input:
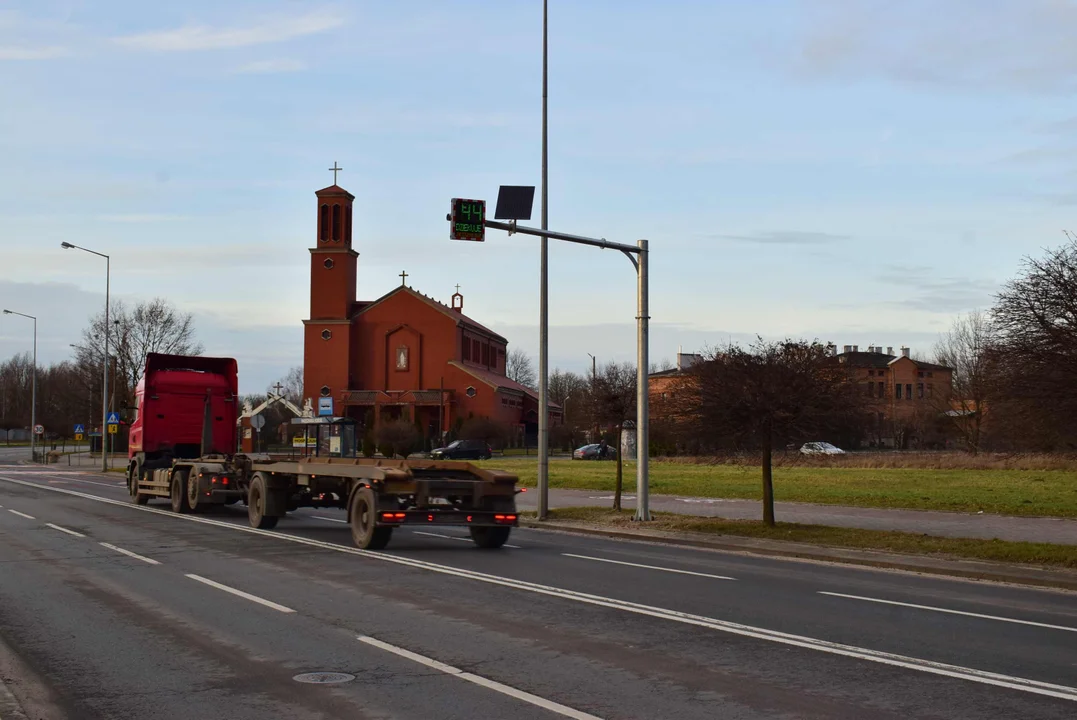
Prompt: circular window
<box><xmin>465</xmin><ymin>386</ymin><xmax>477</xmax><ymax>398</ymax></box>
<box><xmin>323</xmin><ymin>258</ymin><xmax>335</xmax><ymax>269</ymax></box>
<box><xmin>320</xmin><ymin>385</ymin><xmax>331</xmax><ymax>397</ymax></box>
<box><xmin>321</xmin><ymin>329</ymin><xmax>332</xmax><ymax>341</ymax></box>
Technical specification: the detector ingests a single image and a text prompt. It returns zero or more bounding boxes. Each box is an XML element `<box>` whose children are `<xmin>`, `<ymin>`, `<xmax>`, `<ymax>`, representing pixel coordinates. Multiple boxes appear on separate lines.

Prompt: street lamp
<box><xmin>61</xmin><ymin>241</ymin><xmax>110</xmax><ymax>472</ymax></box>
<box><xmin>3</xmin><ymin>310</ymin><xmax>36</xmax><ymax>462</ymax></box>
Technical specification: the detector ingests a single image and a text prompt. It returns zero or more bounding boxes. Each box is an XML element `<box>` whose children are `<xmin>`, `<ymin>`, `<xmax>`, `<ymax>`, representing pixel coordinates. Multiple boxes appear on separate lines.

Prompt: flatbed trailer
<box><xmin>126</xmin><ymin>354</ymin><xmax>520</xmax><ymax>550</ymax></box>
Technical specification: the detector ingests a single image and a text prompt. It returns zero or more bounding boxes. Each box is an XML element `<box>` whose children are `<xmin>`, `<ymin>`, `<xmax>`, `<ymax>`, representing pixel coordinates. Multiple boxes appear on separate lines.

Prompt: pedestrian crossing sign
<box><xmin>106</xmin><ymin>412</ymin><xmax>120</xmax><ymax>425</ymax></box>
<box><xmin>74</xmin><ymin>424</ymin><xmax>85</xmax><ymax>434</ymax></box>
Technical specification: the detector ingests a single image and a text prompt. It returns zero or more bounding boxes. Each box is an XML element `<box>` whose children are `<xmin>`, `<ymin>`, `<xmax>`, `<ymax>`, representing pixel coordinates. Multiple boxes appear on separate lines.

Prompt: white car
<box><xmin>799</xmin><ymin>441</ymin><xmax>845</xmax><ymax>455</ymax></box>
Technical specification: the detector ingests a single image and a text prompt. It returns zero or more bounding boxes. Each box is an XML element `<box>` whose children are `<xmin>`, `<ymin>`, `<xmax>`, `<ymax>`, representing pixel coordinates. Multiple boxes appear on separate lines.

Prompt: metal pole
<box><xmin>537</xmin><ymin>0</ymin><xmax>550</xmax><ymax>520</ymax></box>
<box><xmin>635</xmin><ymin>239</ymin><xmax>651</xmax><ymax>521</ymax></box>
<box><xmin>31</xmin><ymin>317</ymin><xmax>36</xmax><ymax>463</ymax></box>
<box><xmin>102</xmin><ymin>255</ymin><xmax>109</xmax><ymax>472</ymax></box>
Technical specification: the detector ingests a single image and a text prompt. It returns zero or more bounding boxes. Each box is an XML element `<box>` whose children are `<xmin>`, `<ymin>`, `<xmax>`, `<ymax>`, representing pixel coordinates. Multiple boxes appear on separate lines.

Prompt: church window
<box><xmin>482</xmin><ymin>344</ymin><xmax>490</xmax><ymax>366</ymax></box>
<box><xmin>472</xmin><ymin>339</ymin><xmax>480</xmax><ymax>361</ymax></box>
<box><xmin>321</xmin><ymin>329</ymin><xmax>332</xmax><ymax>341</ymax></box>
<box><xmin>332</xmin><ymin>204</ymin><xmax>341</xmax><ymax>242</ymax></box>
<box><xmin>462</xmin><ymin>337</ymin><xmax>470</xmax><ymax>361</ymax></box>
<box><xmin>320</xmin><ymin>385</ymin><xmax>331</xmax><ymax>397</ymax></box>
<box><xmin>466</xmin><ymin>386</ymin><xmax>477</xmax><ymax>398</ymax></box>
<box><xmin>345</xmin><ymin>206</ymin><xmax>352</xmax><ymax>243</ymax></box>
<box><xmin>323</xmin><ymin>258</ymin><xmax>335</xmax><ymax>269</ymax></box>
<box><xmin>319</xmin><ymin>204</ymin><xmax>329</xmax><ymax>241</ymax></box>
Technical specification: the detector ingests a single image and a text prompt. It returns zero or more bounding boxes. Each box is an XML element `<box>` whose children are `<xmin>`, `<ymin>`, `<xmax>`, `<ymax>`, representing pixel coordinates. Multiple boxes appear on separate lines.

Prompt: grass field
<box><xmin>479</xmin><ymin>457</ymin><xmax>1077</xmax><ymax>518</ymax></box>
<box><xmin>537</xmin><ymin>507</ymin><xmax>1077</xmax><ymax>569</ymax></box>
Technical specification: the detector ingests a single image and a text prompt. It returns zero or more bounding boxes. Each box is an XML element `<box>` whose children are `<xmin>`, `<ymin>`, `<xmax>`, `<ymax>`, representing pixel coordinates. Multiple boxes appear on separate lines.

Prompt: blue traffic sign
<box><xmin>74</xmin><ymin>424</ymin><xmax>85</xmax><ymax>434</ymax></box>
<box><xmin>106</xmin><ymin>412</ymin><xmax>120</xmax><ymax>425</ymax></box>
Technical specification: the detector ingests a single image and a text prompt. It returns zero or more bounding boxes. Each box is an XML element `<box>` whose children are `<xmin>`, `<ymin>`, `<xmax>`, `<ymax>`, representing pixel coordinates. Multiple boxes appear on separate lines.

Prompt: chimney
<box><xmin>852</xmin><ymin>345</ymin><xmax>859</xmax><ymax>353</ymax></box>
<box><xmin>843</xmin><ymin>345</ymin><xmax>852</xmax><ymax>354</ymax></box>
<box><xmin>887</xmin><ymin>346</ymin><xmax>893</xmax><ymax>356</ymax></box>
<box><xmin>901</xmin><ymin>346</ymin><xmax>910</xmax><ymax>358</ymax></box>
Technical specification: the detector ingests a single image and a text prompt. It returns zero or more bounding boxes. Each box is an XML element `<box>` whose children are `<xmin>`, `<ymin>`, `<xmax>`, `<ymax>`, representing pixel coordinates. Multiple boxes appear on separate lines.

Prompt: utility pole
<box><xmin>537</xmin><ymin>0</ymin><xmax>550</xmax><ymax>520</ymax></box>
<box><xmin>587</xmin><ymin>352</ymin><xmax>597</xmax><ymax>442</ymax></box>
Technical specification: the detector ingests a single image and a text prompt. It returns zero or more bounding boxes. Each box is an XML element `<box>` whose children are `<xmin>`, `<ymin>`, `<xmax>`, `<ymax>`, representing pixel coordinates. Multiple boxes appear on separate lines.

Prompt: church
<box><xmin>301</xmin><ymin>181</ymin><xmax>561</xmax><ymax>446</ymax></box>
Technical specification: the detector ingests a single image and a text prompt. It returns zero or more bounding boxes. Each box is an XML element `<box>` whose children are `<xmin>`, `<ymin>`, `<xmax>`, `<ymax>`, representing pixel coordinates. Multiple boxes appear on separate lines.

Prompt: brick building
<box><xmin>302</xmin><ymin>182</ymin><xmax>560</xmax><ymax>445</ymax></box>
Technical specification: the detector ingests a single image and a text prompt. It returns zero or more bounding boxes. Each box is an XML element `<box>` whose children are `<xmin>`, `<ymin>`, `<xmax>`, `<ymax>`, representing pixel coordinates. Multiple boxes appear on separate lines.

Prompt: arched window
<box><xmin>319</xmin><ymin>204</ymin><xmax>329</xmax><ymax>241</ymax></box>
<box><xmin>345</xmin><ymin>206</ymin><xmax>352</xmax><ymax>244</ymax></box>
<box><xmin>332</xmin><ymin>204</ymin><xmax>341</xmax><ymax>242</ymax></box>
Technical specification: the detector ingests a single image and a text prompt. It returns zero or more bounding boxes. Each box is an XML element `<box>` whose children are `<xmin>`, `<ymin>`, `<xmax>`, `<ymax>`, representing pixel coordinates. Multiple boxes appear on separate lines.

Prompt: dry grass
<box><xmin>661</xmin><ymin>451</ymin><xmax>1077</xmax><ymax>471</ymax></box>
<box><xmin>536</xmin><ymin>507</ymin><xmax>1077</xmax><ymax>569</ymax></box>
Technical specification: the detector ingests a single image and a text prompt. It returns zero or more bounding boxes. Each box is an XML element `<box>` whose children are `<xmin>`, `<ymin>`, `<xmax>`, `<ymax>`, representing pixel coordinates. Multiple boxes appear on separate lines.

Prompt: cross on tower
<box><xmin>455</xmin><ymin>284</ymin><xmax>461</xmax><ymax>293</ymax></box>
<box><xmin>328</xmin><ymin>161</ymin><xmax>343</xmax><ymax>185</ymax></box>
<box><xmin>272</xmin><ymin>382</ymin><xmax>284</xmax><ymax>396</ymax></box>
<box><xmin>400</xmin><ymin>270</ymin><xmax>408</xmax><ymax>286</ymax></box>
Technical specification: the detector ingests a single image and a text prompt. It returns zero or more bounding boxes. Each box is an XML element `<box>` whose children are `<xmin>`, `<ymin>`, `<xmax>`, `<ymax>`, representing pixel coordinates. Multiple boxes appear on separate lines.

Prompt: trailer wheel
<box><xmin>187</xmin><ymin>472</ymin><xmax>204</xmax><ymax>513</ymax></box>
<box><xmin>349</xmin><ymin>486</ymin><xmax>392</xmax><ymax>550</ymax></box>
<box><xmin>170</xmin><ymin>470</ymin><xmax>194</xmax><ymax>514</ymax></box>
<box><xmin>128</xmin><ymin>464</ymin><xmax>149</xmax><ymax>506</ymax></box>
<box><xmin>469</xmin><ymin>526</ymin><xmax>511</xmax><ymax>549</ymax></box>
<box><xmin>248</xmin><ymin>474</ymin><xmax>279</xmax><ymax>530</ymax></box>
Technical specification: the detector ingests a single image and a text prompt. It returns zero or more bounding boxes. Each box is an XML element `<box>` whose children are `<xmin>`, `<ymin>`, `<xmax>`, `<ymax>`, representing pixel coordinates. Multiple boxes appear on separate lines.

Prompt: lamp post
<box><xmin>61</xmin><ymin>242</ymin><xmax>110</xmax><ymax>472</ymax></box>
<box><xmin>3</xmin><ymin>310</ymin><xmax>36</xmax><ymax>462</ymax></box>
<box><xmin>537</xmin><ymin>0</ymin><xmax>551</xmax><ymax>520</ymax></box>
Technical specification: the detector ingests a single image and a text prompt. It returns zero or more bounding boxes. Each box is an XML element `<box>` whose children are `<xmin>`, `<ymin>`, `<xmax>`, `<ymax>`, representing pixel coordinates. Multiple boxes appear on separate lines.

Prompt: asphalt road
<box><xmin>1</xmin><ymin>466</ymin><xmax>1076</xmax><ymax>719</ymax></box>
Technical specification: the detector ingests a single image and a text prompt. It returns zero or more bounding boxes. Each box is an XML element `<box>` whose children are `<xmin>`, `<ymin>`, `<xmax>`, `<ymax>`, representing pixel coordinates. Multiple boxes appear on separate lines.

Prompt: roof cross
<box><xmin>272</xmin><ymin>382</ymin><xmax>284</xmax><ymax>396</ymax></box>
<box><xmin>400</xmin><ymin>270</ymin><xmax>408</xmax><ymax>286</ymax></box>
<box><xmin>455</xmin><ymin>284</ymin><xmax>461</xmax><ymax>293</ymax></box>
<box><xmin>328</xmin><ymin>161</ymin><xmax>343</xmax><ymax>185</ymax></box>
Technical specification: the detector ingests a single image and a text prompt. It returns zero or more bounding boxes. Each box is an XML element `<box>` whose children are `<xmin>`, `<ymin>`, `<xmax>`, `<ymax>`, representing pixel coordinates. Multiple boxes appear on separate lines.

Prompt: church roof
<box><xmin>353</xmin><ymin>286</ymin><xmax>508</xmax><ymax>343</ymax></box>
<box><xmin>316</xmin><ymin>184</ymin><xmax>355</xmax><ymax>199</ymax></box>
<box><xmin>449</xmin><ymin>361</ymin><xmax>562</xmax><ymax>409</ymax></box>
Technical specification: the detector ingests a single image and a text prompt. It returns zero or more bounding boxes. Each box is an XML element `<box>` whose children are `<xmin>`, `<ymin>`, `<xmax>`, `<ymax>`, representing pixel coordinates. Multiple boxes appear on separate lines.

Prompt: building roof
<box><xmin>352</xmin><ymin>286</ymin><xmax>508</xmax><ymax>344</ymax></box>
<box><xmin>448</xmin><ymin>361</ymin><xmax>562</xmax><ymax>409</ymax></box>
<box><xmin>835</xmin><ymin>351</ymin><xmax>951</xmax><ymax>372</ymax></box>
<box><xmin>649</xmin><ymin>368</ymin><xmax>685</xmax><ymax>379</ymax></box>
<box><xmin>315</xmin><ymin>184</ymin><xmax>355</xmax><ymax>199</ymax></box>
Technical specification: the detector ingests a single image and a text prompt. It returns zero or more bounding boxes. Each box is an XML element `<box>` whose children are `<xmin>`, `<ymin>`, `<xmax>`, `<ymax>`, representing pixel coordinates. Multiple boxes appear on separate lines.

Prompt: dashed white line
<box><xmin>7</xmin><ymin>509</ymin><xmax>35</xmax><ymax>520</ymax></box>
<box><xmin>186</xmin><ymin>574</ymin><xmax>295</xmax><ymax>613</ymax></box>
<box><xmin>819</xmin><ymin>591</ymin><xmax>1077</xmax><ymax>633</ymax></box>
<box><xmin>358</xmin><ymin>635</ymin><xmax>602</xmax><ymax>719</ymax></box>
<box><xmin>562</xmin><ymin>553</ymin><xmax>735</xmax><ymax>580</ymax></box>
<box><xmin>99</xmin><ymin>542</ymin><xmax>160</xmax><ymax>565</ymax></box>
<box><xmin>46</xmin><ymin>523</ymin><xmax>85</xmax><ymax>538</ymax></box>
<box><xmin>6</xmin><ymin>476</ymin><xmax>1077</xmax><ymax>703</ymax></box>
<box><xmin>310</xmin><ymin>515</ymin><xmax>348</xmax><ymax>524</ymax></box>
<box><xmin>413</xmin><ymin>530</ymin><xmax>521</xmax><ymax>549</ymax></box>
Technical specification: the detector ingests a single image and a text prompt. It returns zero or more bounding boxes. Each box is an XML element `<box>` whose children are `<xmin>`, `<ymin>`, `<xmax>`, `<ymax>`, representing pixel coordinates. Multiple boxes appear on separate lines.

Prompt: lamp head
<box><xmin>2</xmin><ymin>310</ymin><xmax>10</xmax><ymax>315</ymax></box>
<box><xmin>60</xmin><ymin>242</ymin><xmax>74</xmax><ymax>249</ymax></box>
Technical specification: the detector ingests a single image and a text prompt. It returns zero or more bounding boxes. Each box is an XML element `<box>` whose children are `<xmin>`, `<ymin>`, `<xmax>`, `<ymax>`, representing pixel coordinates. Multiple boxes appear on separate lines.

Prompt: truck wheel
<box><xmin>469</xmin><ymin>526</ymin><xmax>511</xmax><ymax>549</ymax></box>
<box><xmin>128</xmin><ymin>464</ymin><xmax>149</xmax><ymax>506</ymax></box>
<box><xmin>187</xmin><ymin>472</ymin><xmax>204</xmax><ymax>513</ymax></box>
<box><xmin>170</xmin><ymin>470</ymin><xmax>194</xmax><ymax>514</ymax></box>
<box><xmin>248</xmin><ymin>474</ymin><xmax>279</xmax><ymax>530</ymax></box>
<box><xmin>349</xmin><ymin>486</ymin><xmax>392</xmax><ymax>550</ymax></box>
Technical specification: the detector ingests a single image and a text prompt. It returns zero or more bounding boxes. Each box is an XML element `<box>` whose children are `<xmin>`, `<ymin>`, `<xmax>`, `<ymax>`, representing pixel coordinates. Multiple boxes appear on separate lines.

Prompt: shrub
<box><xmin>377</xmin><ymin>419</ymin><xmax>421</xmax><ymax>459</ymax></box>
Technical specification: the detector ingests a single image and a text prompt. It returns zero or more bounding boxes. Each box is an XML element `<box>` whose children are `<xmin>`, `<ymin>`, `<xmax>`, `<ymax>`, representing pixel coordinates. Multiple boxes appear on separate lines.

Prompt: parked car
<box><xmin>430</xmin><ymin>439</ymin><xmax>493</xmax><ymax>460</ymax></box>
<box><xmin>799</xmin><ymin>441</ymin><xmax>845</xmax><ymax>455</ymax></box>
<box><xmin>572</xmin><ymin>443</ymin><xmax>616</xmax><ymax>460</ymax></box>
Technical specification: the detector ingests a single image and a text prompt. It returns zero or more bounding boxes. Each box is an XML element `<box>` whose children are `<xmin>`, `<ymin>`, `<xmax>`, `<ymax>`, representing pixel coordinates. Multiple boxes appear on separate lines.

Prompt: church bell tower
<box><xmin>302</xmin><ymin>170</ymin><xmax>357</xmax><ymax>412</ymax></box>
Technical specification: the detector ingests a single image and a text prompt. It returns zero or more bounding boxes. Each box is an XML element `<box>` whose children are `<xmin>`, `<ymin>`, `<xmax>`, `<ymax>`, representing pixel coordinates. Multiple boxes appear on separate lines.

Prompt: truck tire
<box><xmin>187</xmin><ymin>471</ymin><xmax>204</xmax><ymax>513</ymax></box>
<box><xmin>128</xmin><ymin>464</ymin><xmax>149</xmax><ymax>506</ymax></box>
<box><xmin>469</xmin><ymin>526</ymin><xmax>511</xmax><ymax>549</ymax></box>
<box><xmin>248</xmin><ymin>473</ymin><xmax>279</xmax><ymax>530</ymax></box>
<box><xmin>349</xmin><ymin>486</ymin><xmax>392</xmax><ymax>550</ymax></box>
<box><xmin>170</xmin><ymin>470</ymin><xmax>194</xmax><ymax>514</ymax></box>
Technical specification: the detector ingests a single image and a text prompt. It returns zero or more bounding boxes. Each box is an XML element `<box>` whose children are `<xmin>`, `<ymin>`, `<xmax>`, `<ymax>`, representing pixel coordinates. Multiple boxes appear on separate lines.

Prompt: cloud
<box><xmin>0</xmin><ymin>45</ymin><xmax>67</xmax><ymax>60</ymax></box>
<box><xmin>114</xmin><ymin>9</ymin><xmax>344</xmax><ymax>52</ymax></box>
<box><xmin>233</xmin><ymin>58</ymin><xmax>307</xmax><ymax>74</ymax></box>
<box><xmin>713</xmin><ymin>231</ymin><xmax>849</xmax><ymax>246</ymax></box>
<box><xmin>95</xmin><ymin>214</ymin><xmax>189</xmax><ymax>223</ymax></box>
<box><xmin>875</xmin><ymin>264</ymin><xmax>997</xmax><ymax>313</ymax></box>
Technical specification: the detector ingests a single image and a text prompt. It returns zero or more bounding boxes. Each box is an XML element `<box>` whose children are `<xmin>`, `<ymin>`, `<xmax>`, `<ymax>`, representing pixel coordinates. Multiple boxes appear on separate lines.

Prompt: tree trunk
<box><xmin>761</xmin><ymin>429</ymin><xmax>775</xmax><ymax>527</ymax></box>
<box><xmin>613</xmin><ymin>426</ymin><xmax>623</xmax><ymax>511</ymax></box>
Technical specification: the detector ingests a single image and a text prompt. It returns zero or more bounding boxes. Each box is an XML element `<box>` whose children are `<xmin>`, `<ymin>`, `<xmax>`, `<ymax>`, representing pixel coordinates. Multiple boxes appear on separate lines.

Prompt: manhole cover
<box><xmin>293</xmin><ymin>672</ymin><xmax>356</xmax><ymax>684</ymax></box>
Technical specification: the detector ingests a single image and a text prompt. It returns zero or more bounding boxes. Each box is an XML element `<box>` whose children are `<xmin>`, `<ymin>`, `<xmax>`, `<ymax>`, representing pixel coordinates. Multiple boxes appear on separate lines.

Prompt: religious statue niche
<box><xmin>395</xmin><ymin>346</ymin><xmax>409</xmax><ymax>371</ymax></box>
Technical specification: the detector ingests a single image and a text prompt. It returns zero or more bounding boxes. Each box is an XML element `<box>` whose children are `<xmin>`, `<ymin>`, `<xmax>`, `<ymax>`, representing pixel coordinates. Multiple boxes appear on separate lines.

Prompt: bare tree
<box><xmin>592</xmin><ymin>361</ymin><xmax>637</xmax><ymax>511</ymax></box>
<box><xmin>680</xmin><ymin>338</ymin><xmax>865</xmax><ymax>526</ymax></box>
<box><xmin>506</xmin><ymin>348</ymin><xmax>536</xmax><ymax>389</ymax></box>
<box><xmin>933</xmin><ymin>311</ymin><xmax>992</xmax><ymax>452</ymax></box>
<box><xmin>549</xmin><ymin>368</ymin><xmax>590</xmax><ymax>428</ymax></box>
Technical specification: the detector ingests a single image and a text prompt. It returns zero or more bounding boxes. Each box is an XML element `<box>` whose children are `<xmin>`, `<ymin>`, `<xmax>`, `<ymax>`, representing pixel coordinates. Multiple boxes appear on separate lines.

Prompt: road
<box><xmin>516</xmin><ymin>487</ymin><xmax>1077</xmax><ymax>545</ymax></box>
<box><xmin>1</xmin><ymin>466</ymin><xmax>1075</xmax><ymax>719</ymax></box>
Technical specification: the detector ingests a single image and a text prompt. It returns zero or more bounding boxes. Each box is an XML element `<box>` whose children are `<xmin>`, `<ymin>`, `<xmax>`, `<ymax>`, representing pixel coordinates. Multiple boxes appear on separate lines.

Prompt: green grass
<box><xmin>535</xmin><ymin>507</ymin><xmax>1077</xmax><ymax>569</ymax></box>
<box><xmin>477</xmin><ymin>457</ymin><xmax>1077</xmax><ymax>518</ymax></box>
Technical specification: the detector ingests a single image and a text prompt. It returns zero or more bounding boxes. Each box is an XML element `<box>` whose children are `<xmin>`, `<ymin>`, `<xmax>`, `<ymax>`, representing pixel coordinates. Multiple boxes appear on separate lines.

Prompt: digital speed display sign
<box><xmin>450</xmin><ymin>198</ymin><xmax>486</xmax><ymax>241</ymax></box>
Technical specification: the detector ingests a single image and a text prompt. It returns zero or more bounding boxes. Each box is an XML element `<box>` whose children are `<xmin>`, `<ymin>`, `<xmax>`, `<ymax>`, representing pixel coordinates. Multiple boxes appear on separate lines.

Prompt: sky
<box><xmin>3</xmin><ymin>0</ymin><xmax>1077</xmax><ymax>394</ymax></box>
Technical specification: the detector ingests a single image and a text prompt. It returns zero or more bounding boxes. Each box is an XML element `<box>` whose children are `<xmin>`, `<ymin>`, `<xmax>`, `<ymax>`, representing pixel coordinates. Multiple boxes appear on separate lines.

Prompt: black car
<box><xmin>430</xmin><ymin>439</ymin><xmax>493</xmax><ymax>460</ymax></box>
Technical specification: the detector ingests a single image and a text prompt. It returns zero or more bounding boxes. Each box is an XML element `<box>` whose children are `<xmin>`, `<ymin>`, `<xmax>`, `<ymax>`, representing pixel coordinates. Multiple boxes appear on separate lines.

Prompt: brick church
<box><xmin>302</xmin><ymin>181</ymin><xmax>561</xmax><ymax>445</ymax></box>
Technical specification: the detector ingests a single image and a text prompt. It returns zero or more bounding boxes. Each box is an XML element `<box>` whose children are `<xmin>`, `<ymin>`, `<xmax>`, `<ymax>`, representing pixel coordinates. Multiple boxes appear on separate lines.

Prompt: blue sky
<box><xmin>3</xmin><ymin>0</ymin><xmax>1077</xmax><ymax>393</ymax></box>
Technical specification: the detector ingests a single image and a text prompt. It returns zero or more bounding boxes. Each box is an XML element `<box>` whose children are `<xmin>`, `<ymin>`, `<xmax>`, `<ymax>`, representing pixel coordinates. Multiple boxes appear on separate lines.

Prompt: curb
<box><xmin>519</xmin><ymin>519</ymin><xmax>1077</xmax><ymax>592</ymax></box>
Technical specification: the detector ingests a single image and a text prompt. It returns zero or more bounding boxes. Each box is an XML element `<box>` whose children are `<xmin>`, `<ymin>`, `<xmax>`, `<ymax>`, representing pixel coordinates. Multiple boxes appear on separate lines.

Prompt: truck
<box><xmin>126</xmin><ymin>353</ymin><xmax>520</xmax><ymax>550</ymax></box>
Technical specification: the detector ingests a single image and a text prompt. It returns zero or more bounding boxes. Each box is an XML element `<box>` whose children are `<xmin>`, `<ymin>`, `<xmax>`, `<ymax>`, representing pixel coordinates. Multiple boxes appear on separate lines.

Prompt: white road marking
<box><xmin>185</xmin><ymin>574</ymin><xmax>295</xmax><ymax>613</ymax></box>
<box><xmin>819</xmin><ymin>591</ymin><xmax>1077</xmax><ymax>633</ymax></box>
<box><xmin>99</xmin><ymin>542</ymin><xmax>160</xmax><ymax>565</ymax></box>
<box><xmin>562</xmin><ymin>553</ymin><xmax>735</xmax><ymax>580</ymax></box>
<box><xmin>414</xmin><ymin>530</ymin><xmax>521</xmax><ymax>549</ymax></box>
<box><xmin>6</xmin><ymin>476</ymin><xmax>1077</xmax><ymax>702</ymax></box>
<box><xmin>68</xmin><ymin>478</ymin><xmax>127</xmax><ymax>489</ymax></box>
<box><xmin>7</xmin><ymin>509</ymin><xmax>35</xmax><ymax>520</ymax></box>
<box><xmin>46</xmin><ymin>523</ymin><xmax>85</xmax><ymax>538</ymax></box>
<box><xmin>311</xmin><ymin>515</ymin><xmax>348</xmax><ymax>524</ymax></box>
<box><xmin>358</xmin><ymin>635</ymin><xmax>602</xmax><ymax>720</ymax></box>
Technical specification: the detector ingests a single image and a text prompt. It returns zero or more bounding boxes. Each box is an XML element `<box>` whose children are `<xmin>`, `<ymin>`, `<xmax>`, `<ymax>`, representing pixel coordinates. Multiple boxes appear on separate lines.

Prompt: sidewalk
<box><xmin>515</xmin><ymin>488</ymin><xmax>1077</xmax><ymax>546</ymax></box>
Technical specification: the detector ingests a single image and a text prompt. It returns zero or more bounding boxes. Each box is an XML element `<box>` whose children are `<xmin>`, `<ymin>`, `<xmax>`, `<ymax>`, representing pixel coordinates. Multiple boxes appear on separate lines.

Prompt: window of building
<box><xmin>927</xmin><ymin>372</ymin><xmax>934</xmax><ymax>378</ymax></box>
<box><xmin>918</xmin><ymin>371</ymin><xmax>924</xmax><ymax>378</ymax></box>
<box><xmin>462</xmin><ymin>337</ymin><xmax>470</xmax><ymax>361</ymax></box>
<box><xmin>466</xmin><ymin>386</ymin><xmax>477</xmax><ymax>398</ymax></box>
<box><xmin>472</xmin><ymin>339</ymin><xmax>480</xmax><ymax>361</ymax></box>
<box><xmin>917</xmin><ymin>383</ymin><xmax>924</xmax><ymax>399</ymax></box>
<box><xmin>321</xmin><ymin>329</ymin><xmax>332</xmax><ymax>341</ymax></box>
<box><xmin>482</xmin><ymin>343</ymin><xmax>490</xmax><ymax>366</ymax></box>
<box><xmin>323</xmin><ymin>258</ymin><xmax>334</xmax><ymax>269</ymax></box>
<box><xmin>878</xmin><ymin>381</ymin><xmax>884</xmax><ymax>397</ymax></box>
<box><xmin>928</xmin><ymin>383</ymin><xmax>934</xmax><ymax>398</ymax></box>
<box><xmin>331</xmin><ymin>204</ymin><xmax>341</xmax><ymax>242</ymax></box>
<box><xmin>895</xmin><ymin>383</ymin><xmax>902</xmax><ymax>400</ymax></box>
<box><xmin>905</xmin><ymin>383</ymin><xmax>912</xmax><ymax>400</ymax></box>
<box><xmin>319</xmin><ymin>204</ymin><xmax>329</xmax><ymax>241</ymax></box>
